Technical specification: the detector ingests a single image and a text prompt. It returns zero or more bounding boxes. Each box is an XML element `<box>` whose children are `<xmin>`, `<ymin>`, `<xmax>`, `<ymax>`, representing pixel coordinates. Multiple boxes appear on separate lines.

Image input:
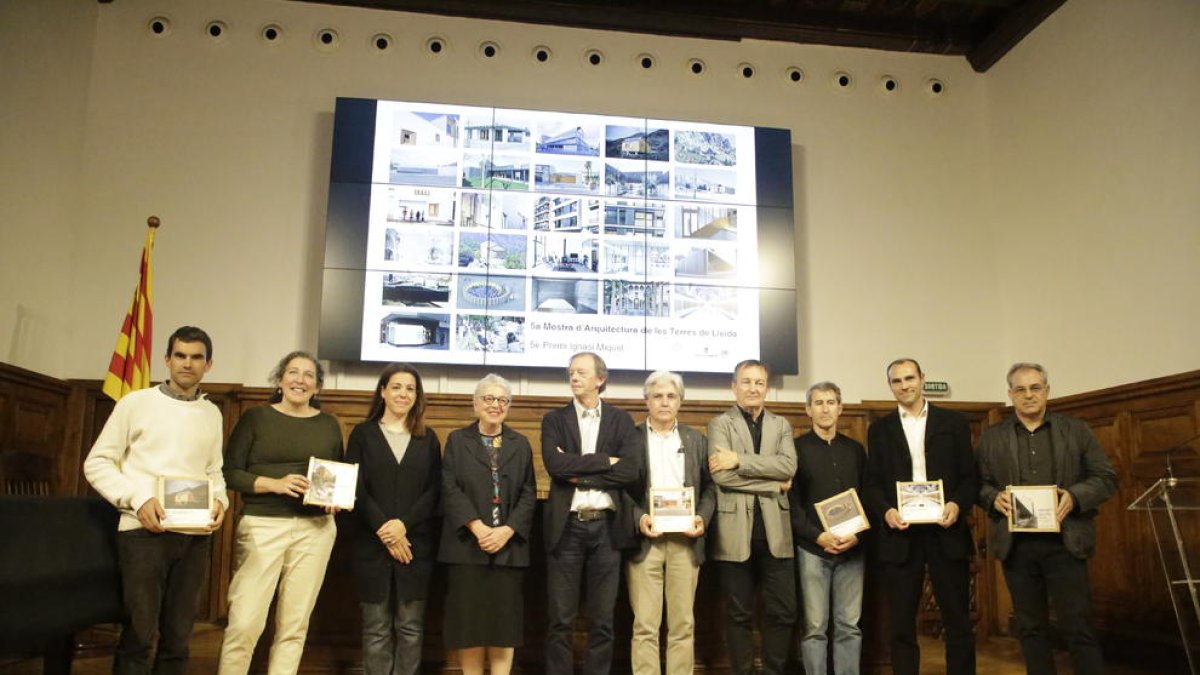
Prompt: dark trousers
<box><xmin>1003</xmin><ymin>535</ymin><xmax>1103</xmax><ymax>675</ymax></box>
<box><xmin>883</xmin><ymin>529</ymin><xmax>975</xmax><ymax>675</ymax></box>
<box><xmin>361</xmin><ymin>589</ymin><xmax>425</xmax><ymax>675</ymax></box>
<box><xmin>717</xmin><ymin>538</ymin><xmax>798</xmax><ymax>675</ymax></box>
<box><xmin>114</xmin><ymin>530</ymin><xmax>211</xmax><ymax>675</ymax></box>
<box><xmin>545</xmin><ymin>517</ymin><xmax>621</xmax><ymax>675</ymax></box>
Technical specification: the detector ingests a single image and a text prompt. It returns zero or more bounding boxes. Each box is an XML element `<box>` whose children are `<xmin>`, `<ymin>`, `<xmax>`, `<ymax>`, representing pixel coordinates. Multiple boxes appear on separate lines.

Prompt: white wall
<box><xmin>0</xmin><ymin>0</ymin><xmax>97</xmax><ymax>376</ymax></box>
<box><xmin>4</xmin><ymin>0</ymin><xmax>1194</xmax><ymax>405</ymax></box>
<box><xmin>986</xmin><ymin>0</ymin><xmax>1200</xmax><ymax>398</ymax></box>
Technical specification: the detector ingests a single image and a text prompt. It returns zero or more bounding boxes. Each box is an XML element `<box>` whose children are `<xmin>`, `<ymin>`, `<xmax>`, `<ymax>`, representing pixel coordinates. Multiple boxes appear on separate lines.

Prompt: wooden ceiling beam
<box><xmin>293</xmin><ymin>0</ymin><xmax>979</xmax><ymax>55</ymax></box>
<box><xmin>291</xmin><ymin>0</ymin><xmax>1057</xmax><ymax>69</ymax></box>
<box><xmin>966</xmin><ymin>0</ymin><xmax>1066</xmax><ymax>72</ymax></box>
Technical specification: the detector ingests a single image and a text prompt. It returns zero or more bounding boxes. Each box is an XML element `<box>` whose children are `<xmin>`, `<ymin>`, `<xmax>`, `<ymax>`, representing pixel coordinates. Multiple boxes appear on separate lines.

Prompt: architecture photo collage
<box><xmin>359</xmin><ymin>100</ymin><xmax>764</xmax><ymax>370</ymax></box>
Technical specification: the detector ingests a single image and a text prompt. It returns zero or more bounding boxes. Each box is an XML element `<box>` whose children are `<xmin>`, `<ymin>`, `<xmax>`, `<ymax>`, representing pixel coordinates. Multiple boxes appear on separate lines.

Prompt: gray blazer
<box><xmin>627</xmin><ymin>422</ymin><xmax>717</xmax><ymax>565</ymax></box>
<box><xmin>977</xmin><ymin>411</ymin><xmax>1118</xmax><ymax>560</ymax></box>
<box><xmin>707</xmin><ymin>406</ymin><xmax>796</xmax><ymax>562</ymax></box>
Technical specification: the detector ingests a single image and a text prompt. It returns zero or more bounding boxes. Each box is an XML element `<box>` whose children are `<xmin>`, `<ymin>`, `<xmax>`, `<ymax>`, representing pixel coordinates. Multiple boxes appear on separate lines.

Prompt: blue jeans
<box><xmin>798</xmin><ymin>547</ymin><xmax>864</xmax><ymax>675</ymax></box>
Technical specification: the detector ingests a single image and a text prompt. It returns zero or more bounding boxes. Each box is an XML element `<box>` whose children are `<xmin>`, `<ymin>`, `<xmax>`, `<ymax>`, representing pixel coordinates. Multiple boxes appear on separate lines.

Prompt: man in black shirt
<box><xmin>977</xmin><ymin>363</ymin><xmax>1116</xmax><ymax>675</ymax></box>
<box><xmin>791</xmin><ymin>381</ymin><xmax>867</xmax><ymax>675</ymax></box>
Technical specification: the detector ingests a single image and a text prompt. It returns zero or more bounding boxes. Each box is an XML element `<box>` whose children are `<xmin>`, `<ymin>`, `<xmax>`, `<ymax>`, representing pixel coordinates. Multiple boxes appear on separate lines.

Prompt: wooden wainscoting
<box><xmin>11</xmin><ymin>361</ymin><xmax>1190</xmax><ymax>670</ymax></box>
<box><xmin>974</xmin><ymin>371</ymin><xmax>1199</xmax><ymax>670</ymax></box>
<box><xmin>44</xmin><ymin>374</ymin><xmax>995</xmax><ymax>673</ymax></box>
<box><xmin>0</xmin><ymin>362</ymin><xmax>72</xmax><ymax>496</ymax></box>
<box><xmin>1040</xmin><ymin>371</ymin><xmax>1199</xmax><ymax>665</ymax></box>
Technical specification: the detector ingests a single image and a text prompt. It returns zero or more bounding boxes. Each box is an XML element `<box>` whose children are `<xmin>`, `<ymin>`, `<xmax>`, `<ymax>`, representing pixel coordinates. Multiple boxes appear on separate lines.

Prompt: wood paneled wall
<box><xmin>1030</xmin><ymin>371</ymin><xmax>1199</xmax><ymax>665</ymax></box>
<box><xmin>0</xmin><ymin>363</ymin><xmax>72</xmax><ymax>496</ymax></box>
<box><xmin>4</xmin><ymin>361</ymin><xmax>1196</xmax><ymax>669</ymax></box>
<box><xmin>966</xmin><ymin>372</ymin><xmax>1198</xmax><ymax>670</ymax></box>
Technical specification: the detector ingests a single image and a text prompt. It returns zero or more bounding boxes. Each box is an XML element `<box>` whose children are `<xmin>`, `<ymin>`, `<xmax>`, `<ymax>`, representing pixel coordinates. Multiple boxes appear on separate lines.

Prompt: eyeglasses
<box><xmin>1010</xmin><ymin>384</ymin><xmax>1047</xmax><ymax>396</ymax></box>
<box><xmin>479</xmin><ymin>395</ymin><xmax>511</xmax><ymax>408</ymax></box>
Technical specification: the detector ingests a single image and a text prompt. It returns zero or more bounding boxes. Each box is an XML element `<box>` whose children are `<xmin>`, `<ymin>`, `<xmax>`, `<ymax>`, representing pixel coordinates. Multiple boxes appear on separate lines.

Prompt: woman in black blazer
<box><xmin>438</xmin><ymin>374</ymin><xmax>537</xmax><ymax>675</ymax></box>
<box><xmin>345</xmin><ymin>363</ymin><xmax>442</xmax><ymax>675</ymax></box>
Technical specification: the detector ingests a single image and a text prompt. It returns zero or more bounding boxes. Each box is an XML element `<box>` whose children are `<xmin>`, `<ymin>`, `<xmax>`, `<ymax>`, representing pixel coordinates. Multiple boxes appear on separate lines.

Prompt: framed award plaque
<box><xmin>303</xmin><ymin>457</ymin><xmax>359</xmax><ymax>510</ymax></box>
<box><xmin>814</xmin><ymin>488</ymin><xmax>870</xmax><ymax>538</ymax></box>
<box><xmin>650</xmin><ymin>486</ymin><xmax>695</xmax><ymax>533</ymax></box>
<box><xmin>158</xmin><ymin>475</ymin><xmax>212</xmax><ymax>533</ymax></box>
<box><xmin>897</xmin><ymin>479</ymin><xmax>945</xmax><ymax>524</ymax></box>
<box><xmin>1008</xmin><ymin>485</ymin><xmax>1060</xmax><ymax>532</ymax></box>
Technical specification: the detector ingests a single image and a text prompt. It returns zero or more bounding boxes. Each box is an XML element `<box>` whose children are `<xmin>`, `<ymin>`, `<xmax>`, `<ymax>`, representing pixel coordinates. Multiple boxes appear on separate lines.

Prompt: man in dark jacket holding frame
<box><xmin>626</xmin><ymin>370</ymin><xmax>715</xmax><ymax>675</ymax></box>
<box><xmin>977</xmin><ymin>362</ymin><xmax>1117</xmax><ymax>675</ymax></box>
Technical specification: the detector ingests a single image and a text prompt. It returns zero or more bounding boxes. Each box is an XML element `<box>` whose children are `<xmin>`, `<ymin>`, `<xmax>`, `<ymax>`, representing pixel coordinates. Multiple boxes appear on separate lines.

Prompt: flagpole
<box><xmin>101</xmin><ymin>217</ymin><xmax>160</xmax><ymax>401</ymax></box>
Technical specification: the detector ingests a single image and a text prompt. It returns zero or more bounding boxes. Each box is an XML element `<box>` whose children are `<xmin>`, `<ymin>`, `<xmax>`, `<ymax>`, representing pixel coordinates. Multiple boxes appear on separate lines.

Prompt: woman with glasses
<box><xmin>346</xmin><ymin>363</ymin><xmax>442</xmax><ymax>675</ymax></box>
<box><xmin>218</xmin><ymin>351</ymin><xmax>343</xmax><ymax>675</ymax></box>
<box><xmin>438</xmin><ymin>374</ymin><xmax>537</xmax><ymax>675</ymax></box>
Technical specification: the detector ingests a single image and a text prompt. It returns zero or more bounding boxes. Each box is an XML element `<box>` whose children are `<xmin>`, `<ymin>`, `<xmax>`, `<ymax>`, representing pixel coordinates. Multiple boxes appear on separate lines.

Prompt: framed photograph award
<box><xmin>897</xmin><ymin>480</ymin><xmax>945</xmax><ymax>524</ymax></box>
<box><xmin>1008</xmin><ymin>485</ymin><xmax>1060</xmax><ymax>532</ymax></box>
<box><xmin>303</xmin><ymin>457</ymin><xmax>359</xmax><ymax>510</ymax></box>
<box><xmin>814</xmin><ymin>488</ymin><xmax>870</xmax><ymax>538</ymax></box>
<box><xmin>158</xmin><ymin>476</ymin><xmax>212</xmax><ymax>533</ymax></box>
<box><xmin>650</xmin><ymin>486</ymin><xmax>695</xmax><ymax>533</ymax></box>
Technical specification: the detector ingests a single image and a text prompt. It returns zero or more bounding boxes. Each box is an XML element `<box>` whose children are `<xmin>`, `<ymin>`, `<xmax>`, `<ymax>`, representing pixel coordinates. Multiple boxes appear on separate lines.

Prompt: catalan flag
<box><xmin>101</xmin><ymin>219</ymin><xmax>158</xmax><ymax>401</ymax></box>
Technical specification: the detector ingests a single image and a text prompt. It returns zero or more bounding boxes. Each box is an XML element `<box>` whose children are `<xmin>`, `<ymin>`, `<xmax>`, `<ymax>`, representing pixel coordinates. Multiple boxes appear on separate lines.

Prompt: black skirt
<box><xmin>443</xmin><ymin>563</ymin><xmax>525</xmax><ymax>649</ymax></box>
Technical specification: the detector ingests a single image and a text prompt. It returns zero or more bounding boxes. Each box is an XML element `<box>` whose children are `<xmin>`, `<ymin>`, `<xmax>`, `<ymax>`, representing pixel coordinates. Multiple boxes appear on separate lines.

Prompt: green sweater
<box><xmin>224</xmin><ymin>405</ymin><xmax>344</xmax><ymax>518</ymax></box>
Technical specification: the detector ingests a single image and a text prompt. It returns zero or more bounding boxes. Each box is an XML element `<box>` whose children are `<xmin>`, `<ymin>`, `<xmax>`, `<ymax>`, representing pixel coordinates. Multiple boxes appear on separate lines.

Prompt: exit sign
<box><xmin>923</xmin><ymin>381</ymin><xmax>950</xmax><ymax>396</ymax></box>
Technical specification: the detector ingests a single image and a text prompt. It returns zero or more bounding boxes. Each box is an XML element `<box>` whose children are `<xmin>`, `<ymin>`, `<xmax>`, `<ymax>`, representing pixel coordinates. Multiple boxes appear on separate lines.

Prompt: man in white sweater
<box><xmin>84</xmin><ymin>326</ymin><xmax>228</xmax><ymax>675</ymax></box>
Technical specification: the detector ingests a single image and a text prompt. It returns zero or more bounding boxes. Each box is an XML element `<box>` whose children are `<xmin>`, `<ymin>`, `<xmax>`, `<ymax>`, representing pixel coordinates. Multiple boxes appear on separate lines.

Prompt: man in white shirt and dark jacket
<box><xmin>625</xmin><ymin>370</ymin><xmax>715</xmax><ymax>675</ymax></box>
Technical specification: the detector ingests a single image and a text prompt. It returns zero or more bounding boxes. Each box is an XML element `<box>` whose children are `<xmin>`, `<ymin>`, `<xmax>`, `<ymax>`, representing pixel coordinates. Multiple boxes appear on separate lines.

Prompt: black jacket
<box><xmin>625</xmin><ymin>422</ymin><xmax>716</xmax><ymax>565</ymax></box>
<box><xmin>345</xmin><ymin>422</ymin><xmax>442</xmax><ymax>603</ymax></box>
<box><xmin>540</xmin><ymin>400</ymin><xmax>643</xmax><ymax>553</ymax></box>
<box><xmin>977</xmin><ymin>411</ymin><xmax>1117</xmax><ymax>560</ymax></box>
<box><xmin>438</xmin><ymin>422</ymin><xmax>537</xmax><ymax>567</ymax></box>
<box><xmin>863</xmin><ymin>404</ymin><xmax>979</xmax><ymax>564</ymax></box>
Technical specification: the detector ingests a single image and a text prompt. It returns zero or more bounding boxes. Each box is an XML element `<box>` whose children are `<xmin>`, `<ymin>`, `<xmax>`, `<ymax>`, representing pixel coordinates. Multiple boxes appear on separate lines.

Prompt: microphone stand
<box><xmin>1164</xmin><ymin>432</ymin><xmax>1200</xmax><ymax>487</ymax></box>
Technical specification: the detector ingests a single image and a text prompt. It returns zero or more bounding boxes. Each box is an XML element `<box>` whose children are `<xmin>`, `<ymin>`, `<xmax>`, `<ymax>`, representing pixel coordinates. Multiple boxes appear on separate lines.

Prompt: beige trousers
<box><xmin>218</xmin><ymin>515</ymin><xmax>337</xmax><ymax>675</ymax></box>
<box><xmin>626</xmin><ymin>536</ymin><xmax>701</xmax><ymax>675</ymax></box>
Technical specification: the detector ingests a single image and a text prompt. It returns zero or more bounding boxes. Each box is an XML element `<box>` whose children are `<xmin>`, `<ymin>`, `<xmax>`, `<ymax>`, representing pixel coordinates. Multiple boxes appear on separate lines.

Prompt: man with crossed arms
<box><xmin>541</xmin><ymin>351</ymin><xmax>642</xmax><ymax>675</ymax></box>
<box><xmin>708</xmin><ymin>359</ymin><xmax>797</xmax><ymax>675</ymax></box>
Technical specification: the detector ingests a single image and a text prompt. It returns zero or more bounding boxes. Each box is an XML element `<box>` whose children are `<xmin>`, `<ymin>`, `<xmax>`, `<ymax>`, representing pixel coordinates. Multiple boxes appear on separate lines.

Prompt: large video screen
<box><xmin>320</xmin><ymin>98</ymin><xmax>797</xmax><ymax>375</ymax></box>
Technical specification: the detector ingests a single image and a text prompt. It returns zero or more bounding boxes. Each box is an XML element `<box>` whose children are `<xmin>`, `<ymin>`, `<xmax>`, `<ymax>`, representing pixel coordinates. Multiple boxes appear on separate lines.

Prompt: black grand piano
<box><xmin>0</xmin><ymin>496</ymin><xmax>123</xmax><ymax>674</ymax></box>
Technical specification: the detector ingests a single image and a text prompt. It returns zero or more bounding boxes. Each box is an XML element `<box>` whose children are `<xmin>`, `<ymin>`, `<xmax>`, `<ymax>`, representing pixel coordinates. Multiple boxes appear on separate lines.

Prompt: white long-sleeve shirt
<box><xmin>83</xmin><ymin>386</ymin><xmax>228</xmax><ymax>531</ymax></box>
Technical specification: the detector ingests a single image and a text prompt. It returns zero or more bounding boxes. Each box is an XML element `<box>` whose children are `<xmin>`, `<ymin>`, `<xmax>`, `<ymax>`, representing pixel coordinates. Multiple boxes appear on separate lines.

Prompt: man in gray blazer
<box><xmin>708</xmin><ymin>359</ymin><xmax>797</xmax><ymax>675</ymax></box>
<box><xmin>626</xmin><ymin>370</ymin><xmax>716</xmax><ymax>675</ymax></box>
<box><xmin>977</xmin><ymin>362</ymin><xmax>1117</xmax><ymax>675</ymax></box>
